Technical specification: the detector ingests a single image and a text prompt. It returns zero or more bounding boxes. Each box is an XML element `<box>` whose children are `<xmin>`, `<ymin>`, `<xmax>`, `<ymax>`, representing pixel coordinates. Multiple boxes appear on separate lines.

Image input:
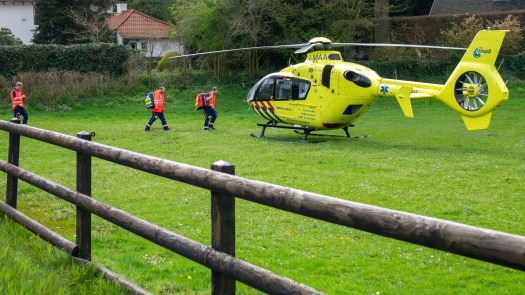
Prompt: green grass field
<box><xmin>0</xmin><ymin>83</ymin><xmax>524</xmax><ymax>294</ymax></box>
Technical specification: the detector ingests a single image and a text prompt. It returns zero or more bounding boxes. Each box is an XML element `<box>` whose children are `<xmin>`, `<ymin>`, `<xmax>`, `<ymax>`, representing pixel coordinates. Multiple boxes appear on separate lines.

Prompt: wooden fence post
<box><xmin>211</xmin><ymin>161</ymin><xmax>236</xmax><ymax>295</ymax></box>
<box><xmin>76</xmin><ymin>131</ymin><xmax>93</xmax><ymax>261</ymax></box>
<box><xmin>6</xmin><ymin>118</ymin><xmax>21</xmax><ymax>208</ymax></box>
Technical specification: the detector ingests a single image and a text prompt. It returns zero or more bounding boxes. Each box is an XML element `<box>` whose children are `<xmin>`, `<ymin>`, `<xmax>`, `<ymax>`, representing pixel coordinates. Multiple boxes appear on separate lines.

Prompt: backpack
<box><xmin>195</xmin><ymin>93</ymin><xmax>208</xmax><ymax>110</ymax></box>
<box><xmin>145</xmin><ymin>92</ymin><xmax>154</xmax><ymax>109</ymax></box>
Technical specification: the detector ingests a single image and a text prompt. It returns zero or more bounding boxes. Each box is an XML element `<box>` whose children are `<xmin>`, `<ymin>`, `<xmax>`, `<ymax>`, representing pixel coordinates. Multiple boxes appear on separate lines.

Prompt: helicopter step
<box><xmin>250</xmin><ymin>122</ymin><xmax>368</xmax><ymax>143</ymax></box>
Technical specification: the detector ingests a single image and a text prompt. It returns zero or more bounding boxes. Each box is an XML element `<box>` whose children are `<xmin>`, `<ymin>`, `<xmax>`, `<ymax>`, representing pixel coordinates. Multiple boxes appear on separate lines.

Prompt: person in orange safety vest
<box><xmin>203</xmin><ymin>86</ymin><xmax>218</xmax><ymax>130</ymax></box>
<box><xmin>145</xmin><ymin>86</ymin><xmax>170</xmax><ymax>131</ymax></box>
<box><xmin>11</xmin><ymin>82</ymin><xmax>29</xmax><ymax>124</ymax></box>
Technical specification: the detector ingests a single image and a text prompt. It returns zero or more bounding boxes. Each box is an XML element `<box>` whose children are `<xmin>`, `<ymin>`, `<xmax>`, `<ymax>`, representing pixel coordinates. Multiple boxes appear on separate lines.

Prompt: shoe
<box><xmin>145</xmin><ymin>127</ymin><xmax>150</xmax><ymax>131</ymax></box>
<box><xmin>209</xmin><ymin>125</ymin><xmax>215</xmax><ymax>129</ymax></box>
<box><xmin>164</xmin><ymin>127</ymin><xmax>170</xmax><ymax>131</ymax></box>
<box><xmin>204</xmin><ymin>127</ymin><xmax>209</xmax><ymax>131</ymax></box>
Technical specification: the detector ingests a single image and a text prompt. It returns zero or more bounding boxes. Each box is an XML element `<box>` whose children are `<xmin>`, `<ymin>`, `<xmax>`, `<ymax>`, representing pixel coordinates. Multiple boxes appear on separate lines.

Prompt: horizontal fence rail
<box><xmin>0</xmin><ymin>160</ymin><xmax>321</xmax><ymax>295</ymax></box>
<box><xmin>0</xmin><ymin>200</ymin><xmax>78</xmax><ymax>255</ymax></box>
<box><xmin>1</xmin><ymin>120</ymin><xmax>524</xmax><ymax>271</ymax></box>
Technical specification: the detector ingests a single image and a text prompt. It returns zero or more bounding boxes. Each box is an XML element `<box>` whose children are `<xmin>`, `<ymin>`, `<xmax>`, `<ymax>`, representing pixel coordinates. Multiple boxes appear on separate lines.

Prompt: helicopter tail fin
<box><xmin>437</xmin><ymin>30</ymin><xmax>509</xmax><ymax>130</ymax></box>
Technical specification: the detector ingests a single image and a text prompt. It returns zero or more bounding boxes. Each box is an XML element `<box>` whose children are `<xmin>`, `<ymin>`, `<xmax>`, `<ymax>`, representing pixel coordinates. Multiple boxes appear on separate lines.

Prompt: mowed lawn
<box><xmin>0</xmin><ymin>83</ymin><xmax>524</xmax><ymax>294</ymax></box>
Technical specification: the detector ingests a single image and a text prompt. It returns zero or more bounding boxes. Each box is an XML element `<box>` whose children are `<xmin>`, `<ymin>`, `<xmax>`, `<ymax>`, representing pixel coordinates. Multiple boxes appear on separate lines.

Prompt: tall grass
<box><xmin>0</xmin><ymin>83</ymin><xmax>524</xmax><ymax>294</ymax></box>
<box><xmin>0</xmin><ymin>70</ymin><xmax>141</xmax><ymax>111</ymax></box>
<box><xmin>0</xmin><ymin>215</ymin><xmax>127</xmax><ymax>294</ymax></box>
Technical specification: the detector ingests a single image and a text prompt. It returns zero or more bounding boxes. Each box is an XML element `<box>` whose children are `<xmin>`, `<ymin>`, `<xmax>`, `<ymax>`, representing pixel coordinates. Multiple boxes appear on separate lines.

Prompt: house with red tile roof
<box><xmin>0</xmin><ymin>0</ymin><xmax>35</xmax><ymax>44</ymax></box>
<box><xmin>108</xmin><ymin>3</ymin><xmax>182</xmax><ymax>58</ymax></box>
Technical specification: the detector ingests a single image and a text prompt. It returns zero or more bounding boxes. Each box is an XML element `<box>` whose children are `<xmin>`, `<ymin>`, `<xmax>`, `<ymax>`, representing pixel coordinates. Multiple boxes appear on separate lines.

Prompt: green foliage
<box><xmin>441</xmin><ymin>15</ymin><xmax>490</xmax><ymax>48</ymax></box>
<box><xmin>171</xmin><ymin>0</ymin><xmax>376</xmax><ymax>78</ymax></box>
<box><xmin>157</xmin><ymin>51</ymin><xmax>182</xmax><ymax>72</ymax></box>
<box><xmin>440</xmin><ymin>14</ymin><xmax>524</xmax><ymax>55</ymax></box>
<box><xmin>33</xmin><ymin>0</ymin><xmax>113</xmax><ymax>44</ymax></box>
<box><xmin>490</xmin><ymin>15</ymin><xmax>524</xmax><ymax>55</ymax></box>
<box><xmin>361</xmin><ymin>56</ymin><xmax>460</xmax><ymax>82</ymax></box>
<box><xmin>0</xmin><ymin>28</ymin><xmax>23</xmax><ymax>46</ymax></box>
<box><xmin>0</xmin><ymin>70</ymin><xmax>143</xmax><ymax>111</ymax></box>
<box><xmin>391</xmin><ymin>11</ymin><xmax>525</xmax><ymax>56</ymax></box>
<box><xmin>497</xmin><ymin>52</ymin><xmax>525</xmax><ymax>80</ymax></box>
<box><xmin>125</xmin><ymin>0</ymin><xmax>173</xmax><ymax>21</ymax></box>
<box><xmin>0</xmin><ymin>43</ymin><xmax>130</xmax><ymax>77</ymax></box>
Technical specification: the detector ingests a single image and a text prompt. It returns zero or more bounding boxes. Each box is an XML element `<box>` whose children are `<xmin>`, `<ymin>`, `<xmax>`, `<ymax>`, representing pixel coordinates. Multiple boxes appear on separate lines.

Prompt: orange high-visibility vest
<box><xmin>11</xmin><ymin>88</ymin><xmax>24</xmax><ymax>110</ymax></box>
<box><xmin>207</xmin><ymin>93</ymin><xmax>216</xmax><ymax>108</ymax></box>
<box><xmin>151</xmin><ymin>90</ymin><xmax>165</xmax><ymax>112</ymax></box>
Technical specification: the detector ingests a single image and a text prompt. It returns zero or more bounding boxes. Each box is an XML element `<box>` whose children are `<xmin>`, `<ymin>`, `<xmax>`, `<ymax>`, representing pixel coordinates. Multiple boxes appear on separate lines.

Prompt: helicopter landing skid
<box><xmin>293</xmin><ymin>126</ymin><xmax>370</xmax><ymax>139</ymax></box>
<box><xmin>250</xmin><ymin>123</ymin><xmax>324</xmax><ymax>143</ymax></box>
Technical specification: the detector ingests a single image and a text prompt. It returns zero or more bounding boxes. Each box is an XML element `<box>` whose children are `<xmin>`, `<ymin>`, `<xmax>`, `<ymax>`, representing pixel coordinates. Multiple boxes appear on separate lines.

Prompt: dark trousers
<box><xmin>204</xmin><ymin>107</ymin><xmax>217</xmax><ymax>129</ymax></box>
<box><xmin>13</xmin><ymin>106</ymin><xmax>28</xmax><ymax>124</ymax></box>
<box><xmin>146</xmin><ymin>112</ymin><xmax>168</xmax><ymax>129</ymax></box>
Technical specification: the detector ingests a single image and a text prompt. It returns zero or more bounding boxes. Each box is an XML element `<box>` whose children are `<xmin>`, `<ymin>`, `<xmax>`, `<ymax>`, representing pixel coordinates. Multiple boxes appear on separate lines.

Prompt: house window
<box><xmin>141</xmin><ymin>42</ymin><xmax>147</xmax><ymax>52</ymax></box>
<box><xmin>130</xmin><ymin>42</ymin><xmax>137</xmax><ymax>49</ymax></box>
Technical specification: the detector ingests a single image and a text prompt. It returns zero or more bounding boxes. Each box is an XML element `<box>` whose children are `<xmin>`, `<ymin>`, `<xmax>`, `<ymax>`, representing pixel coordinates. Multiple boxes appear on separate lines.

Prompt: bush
<box><xmin>157</xmin><ymin>52</ymin><xmax>184</xmax><ymax>72</ymax></box>
<box><xmin>0</xmin><ymin>43</ymin><xmax>130</xmax><ymax>77</ymax></box>
<box><xmin>1</xmin><ymin>70</ymin><xmax>141</xmax><ymax>110</ymax></box>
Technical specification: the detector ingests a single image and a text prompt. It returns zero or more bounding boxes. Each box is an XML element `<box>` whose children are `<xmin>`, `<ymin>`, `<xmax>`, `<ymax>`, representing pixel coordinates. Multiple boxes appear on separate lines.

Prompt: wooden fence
<box><xmin>0</xmin><ymin>118</ymin><xmax>524</xmax><ymax>294</ymax></box>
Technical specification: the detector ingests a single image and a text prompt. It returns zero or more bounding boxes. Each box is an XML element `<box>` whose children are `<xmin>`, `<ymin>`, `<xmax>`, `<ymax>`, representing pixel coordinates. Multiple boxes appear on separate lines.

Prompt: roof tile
<box><xmin>108</xmin><ymin>9</ymin><xmax>171</xmax><ymax>39</ymax></box>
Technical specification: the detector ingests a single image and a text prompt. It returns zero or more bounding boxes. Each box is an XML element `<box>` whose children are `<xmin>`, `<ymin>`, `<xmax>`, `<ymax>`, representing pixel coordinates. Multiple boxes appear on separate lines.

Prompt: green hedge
<box><xmin>0</xmin><ymin>43</ymin><xmax>130</xmax><ymax>77</ymax></box>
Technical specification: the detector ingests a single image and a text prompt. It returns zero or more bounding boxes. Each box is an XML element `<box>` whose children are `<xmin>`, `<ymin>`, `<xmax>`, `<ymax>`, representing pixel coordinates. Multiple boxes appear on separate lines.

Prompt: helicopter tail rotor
<box><xmin>437</xmin><ymin>30</ymin><xmax>509</xmax><ymax>130</ymax></box>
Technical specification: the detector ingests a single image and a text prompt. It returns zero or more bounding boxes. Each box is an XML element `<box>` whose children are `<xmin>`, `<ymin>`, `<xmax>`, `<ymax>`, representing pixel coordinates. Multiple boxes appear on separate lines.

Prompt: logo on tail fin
<box><xmin>473</xmin><ymin>47</ymin><xmax>492</xmax><ymax>58</ymax></box>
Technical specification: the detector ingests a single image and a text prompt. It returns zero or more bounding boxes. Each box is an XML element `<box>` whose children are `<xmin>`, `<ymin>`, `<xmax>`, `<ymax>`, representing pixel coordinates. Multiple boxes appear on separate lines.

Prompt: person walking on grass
<box><xmin>203</xmin><ymin>86</ymin><xmax>218</xmax><ymax>130</ymax></box>
<box><xmin>145</xmin><ymin>86</ymin><xmax>170</xmax><ymax>131</ymax></box>
<box><xmin>11</xmin><ymin>82</ymin><xmax>29</xmax><ymax>124</ymax></box>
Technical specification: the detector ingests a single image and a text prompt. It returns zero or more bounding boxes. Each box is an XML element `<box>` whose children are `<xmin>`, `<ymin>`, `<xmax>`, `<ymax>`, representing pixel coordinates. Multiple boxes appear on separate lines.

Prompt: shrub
<box><xmin>491</xmin><ymin>15</ymin><xmax>524</xmax><ymax>55</ymax></box>
<box><xmin>440</xmin><ymin>14</ymin><xmax>523</xmax><ymax>55</ymax></box>
<box><xmin>1</xmin><ymin>70</ymin><xmax>141</xmax><ymax>110</ymax></box>
<box><xmin>157</xmin><ymin>52</ymin><xmax>184</xmax><ymax>72</ymax></box>
<box><xmin>0</xmin><ymin>43</ymin><xmax>130</xmax><ymax>77</ymax></box>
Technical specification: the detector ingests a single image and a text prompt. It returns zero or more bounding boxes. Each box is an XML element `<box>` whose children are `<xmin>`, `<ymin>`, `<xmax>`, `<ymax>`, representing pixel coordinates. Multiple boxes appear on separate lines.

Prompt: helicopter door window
<box><xmin>275</xmin><ymin>78</ymin><xmax>310</xmax><ymax>100</ymax></box>
<box><xmin>275</xmin><ymin>79</ymin><xmax>293</xmax><ymax>100</ymax></box>
<box><xmin>297</xmin><ymin>82</ymin><xmax>310</xmax><ymax>100</ymax></box>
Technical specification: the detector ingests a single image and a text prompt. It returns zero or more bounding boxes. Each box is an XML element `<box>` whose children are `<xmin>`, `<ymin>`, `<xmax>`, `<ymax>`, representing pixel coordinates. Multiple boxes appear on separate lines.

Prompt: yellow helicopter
<box><xmin>176</xmin><ymin>30</ymin><xmax>509</xmax><ymax>142</ymax></box>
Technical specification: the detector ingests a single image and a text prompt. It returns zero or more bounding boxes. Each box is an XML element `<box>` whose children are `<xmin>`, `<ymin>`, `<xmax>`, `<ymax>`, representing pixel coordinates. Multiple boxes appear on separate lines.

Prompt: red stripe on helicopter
<box><xmin>251</xmin><ymin>101</ymin><xmax>273</xmax><ymax>121</ymax></box>
<box><xmin>253</xmin><ymin>101</ymin><xmax>283</xmax><ymax>122</ymax></box>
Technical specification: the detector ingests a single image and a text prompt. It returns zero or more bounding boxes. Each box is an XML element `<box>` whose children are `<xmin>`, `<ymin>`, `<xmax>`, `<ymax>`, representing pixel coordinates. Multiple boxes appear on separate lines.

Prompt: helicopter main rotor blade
<box><xmin>169</xmin><ymin>44</ymin><xmax>306</xmax><ymax>59</ymax></box>
<box><xmin>330</xmin><ymin>42</ymin><xmax>467</xmax><ymax>51</ymax></box>
<box><xmin>294</xmin><ymin>43</ymin><xmax>319</xmax><ymax>54</ymax></box>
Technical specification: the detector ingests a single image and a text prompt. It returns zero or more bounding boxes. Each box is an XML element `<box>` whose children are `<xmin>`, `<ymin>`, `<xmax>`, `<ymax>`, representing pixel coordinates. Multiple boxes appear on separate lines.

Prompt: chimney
<box><xmin>116</xmin><ymin>3</ymin><xmax>128</xmax><ymax>14</ymax></box>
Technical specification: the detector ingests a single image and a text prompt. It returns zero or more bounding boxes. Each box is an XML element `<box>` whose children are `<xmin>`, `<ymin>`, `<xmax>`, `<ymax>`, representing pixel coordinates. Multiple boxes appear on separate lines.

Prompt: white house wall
<box><xmin>0</xmin><ymin>3</ymin><xmax>35</xmax><ymax>44</ymax></box>
<box><xmin>148</xmin><ymin>39</ymin><xmax>183</xmax><ymax>58</ymax></box>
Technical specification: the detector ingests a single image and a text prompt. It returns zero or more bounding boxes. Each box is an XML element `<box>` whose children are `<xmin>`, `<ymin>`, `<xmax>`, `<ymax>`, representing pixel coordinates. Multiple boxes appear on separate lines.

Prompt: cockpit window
<box><xmin>257</xmin><ymin>79</ymin><xmax>275</xmax><ymax>101</ymax></box>
<box><xmin>248</xmin><ymin>75</ymin><xmax>310</xmax><ymax>101</ymax></box>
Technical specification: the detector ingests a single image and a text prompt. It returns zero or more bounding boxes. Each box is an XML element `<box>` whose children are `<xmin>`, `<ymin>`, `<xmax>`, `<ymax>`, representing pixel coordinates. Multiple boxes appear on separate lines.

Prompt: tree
<box><xmin>125</xmin><ymin>0</ymin><xmax>172</xmax><ymax>21</ymax></box>
<box><xmin>0</xmin><ymin>28</ymin><xmax>23</xmax><ymax>45</ymax></box>
<box><xmin>169</xmin><ymin>0</ymin><xmax>380</xmax><ymax>76</ymax></box>
<box><xmin>221</xmin><ymin>0</ymin><xmax>280</xmax><ymax>77</ymax></box>
<box><xmin>33</xmin><ymin>0</ymin><xmax>113</xmax><ymax>44</ymax></box>
<box><xmin>64</xmin><ymin>6</ymin><xmax>113</xmax><ymax>43</ymax></box>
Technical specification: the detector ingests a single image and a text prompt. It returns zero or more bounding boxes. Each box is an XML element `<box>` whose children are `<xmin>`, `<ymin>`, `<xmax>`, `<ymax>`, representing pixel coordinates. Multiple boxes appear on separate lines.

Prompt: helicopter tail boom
<box><xmin>437</xmin><ymin>30</ymin><xmax>509</xmax><ymax>130</ymax></box>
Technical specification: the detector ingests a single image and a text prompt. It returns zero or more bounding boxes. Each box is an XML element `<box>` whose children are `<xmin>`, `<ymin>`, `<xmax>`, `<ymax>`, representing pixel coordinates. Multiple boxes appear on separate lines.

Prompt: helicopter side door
<box><xmin>248</xmin><ymin>74</ymin><xmax>312</xmax><ymax>124</ymax></box>
<box><xmin>271</xmin><ymin>78</ymin><xmax>296</xmax><ymax>120</ymax></box>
